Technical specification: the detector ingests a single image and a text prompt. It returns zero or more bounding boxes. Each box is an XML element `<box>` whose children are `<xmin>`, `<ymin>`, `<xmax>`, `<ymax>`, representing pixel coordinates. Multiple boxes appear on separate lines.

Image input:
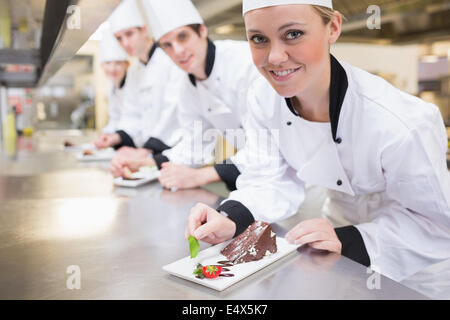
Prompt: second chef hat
<box><xmin>109</xmin><ymin>0</ymin><xmax>145</xmax><ymax>35</ymax></box>
<box><xmin>243</xmin><ymin>0</ymin><xmax>333</xmax><ymax>15</ymax></box>
<box><xmin>99</xmin><ymin>30</ymin><xmax>129</xmax><ymax>63</ymax></box>
<box><xmin>143</xmin><ymin>0</ymin><xmax>203</xmax><ymax>41</ymax></box>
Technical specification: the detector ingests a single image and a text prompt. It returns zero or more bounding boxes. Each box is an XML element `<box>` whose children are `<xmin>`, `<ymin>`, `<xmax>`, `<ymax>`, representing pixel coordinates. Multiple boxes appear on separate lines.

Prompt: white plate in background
<box><xmin>63</xmin><ymin>143</ymin><xmax>95</xmax><ymax>152</ymax></box>
<box><xmin>76</xmin><ymin>148</ymin><xmax>116</xmax><ymax>162</ymax></box>
<box><xmin>113</xmin><ymin>166</ymin><xmax>160</xmax><ymax>187</ymax></box>
<box><xmin>162</xmin><ymin>237</ymin><xmax>299</xmax><ymax>291</ymax></box>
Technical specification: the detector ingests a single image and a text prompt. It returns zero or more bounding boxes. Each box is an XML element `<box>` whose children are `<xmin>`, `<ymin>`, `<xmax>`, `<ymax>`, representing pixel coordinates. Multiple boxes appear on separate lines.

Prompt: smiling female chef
<box><xmin>185</xmin><ymin>0</ymin><xmax>450</xmax><ymax>281</ymax></box>
<box><xmin>112</xmin><ymin>0</ymin><xmax>261</xmax><ymax>191</ymax></box>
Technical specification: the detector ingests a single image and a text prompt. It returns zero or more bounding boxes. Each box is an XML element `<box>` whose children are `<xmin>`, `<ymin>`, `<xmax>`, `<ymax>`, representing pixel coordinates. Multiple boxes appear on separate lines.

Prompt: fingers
<box><xmin>309</xmin><ymin>240</ymin><xmax>342</xmax><ymax>254</ymax></box>
<box><xmin>285</xmin><ymin>218</ymin><xmax>341</xmax><ymax>254</ymax></box>
<box><xmin>94</xmin><ymin>135</ymin><xmax>106</xmax><ymax>149</ymax></box>
<box><xmin>286</xmin><ymin>218</ymin><xmax>330</xmax><ymax>243</ymax></box>
<box><xmin>109</xmin><ymin>158</ymin><xmax>124</xmax><ymax>178</ymax></box>
<box><xmin>158</xmin><ymin>176</ymin><xmax>177</xmax><ymax>189</ymax></box>
<box><xmin>193</xmin><ymin>216</ymin><xmax>223</xmax><ymax>240</ymax></box>
<box><xmin>161</xmin><ymin>162</ymin><xmax>172</xmax><ymax>169</ymax></box>
<box><xmin>185</xmin><ymin>203</ymin><xmax>209</xmax><ymax>239</ymax></box>
<box><xmin>293</xmin><ymin>231</ymin><xmax>329</xmax><ymax>246</ymax></box>
<box><xmin>158</xmin><ymin>167</ymin><xmax>179</xmax><ymax>189</ymax></box>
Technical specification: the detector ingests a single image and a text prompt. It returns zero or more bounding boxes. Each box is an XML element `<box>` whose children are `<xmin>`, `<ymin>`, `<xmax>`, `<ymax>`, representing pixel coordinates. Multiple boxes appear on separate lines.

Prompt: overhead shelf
<box><xmin>0</xmin><ymin>0</ymin><xmax>121</xmax><ymax>88</ymax></box>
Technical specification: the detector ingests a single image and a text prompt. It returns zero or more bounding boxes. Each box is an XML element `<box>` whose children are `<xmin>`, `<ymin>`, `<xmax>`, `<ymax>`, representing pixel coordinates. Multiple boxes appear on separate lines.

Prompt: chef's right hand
<box><xmin>95</xmin><ymin>133</ymin><xmax>120</xmax><ymax>149</ymax></box>
<box><xmin>185</xmin><ymin>203</ymin><xmax>236</xmax><ymax>245</ymax></box>
<box><xmin>109</xmin><ymin>156</ymin><xmax>136</xmax><ymax>178</ymax></box>
<box><xmin>109</xmin><ymin>155</ymin><xmax>152</xmax><ymax>178</ymax></box>
<box><xmin>94</xmin><ymin>134</ymin><xmax>109</xmax><ymax>149</ymax></box>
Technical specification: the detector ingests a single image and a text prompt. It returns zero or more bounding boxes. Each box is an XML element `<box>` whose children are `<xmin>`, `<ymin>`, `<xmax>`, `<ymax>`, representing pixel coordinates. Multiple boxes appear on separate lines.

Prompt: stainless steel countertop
<box><xmin>0</xmin><ymin>131</ymin><xmax>448</xmax><ymax>300</ymax></box>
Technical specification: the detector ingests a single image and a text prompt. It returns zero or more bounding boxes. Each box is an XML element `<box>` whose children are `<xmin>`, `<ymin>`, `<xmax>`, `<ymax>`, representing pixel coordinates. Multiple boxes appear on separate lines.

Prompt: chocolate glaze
<box><xmin>219</xmin><ymin>274</ymin><xmax>235</xmax><ymax>277</ymax></box>
<box><xmin>221</xmin><ymin>221</ymin><xmax>277</xmax><ymax>264</ymax></box>
<box><xmin>216</xmin><ymin>261</ymin><xmax>233</xmax><ymax>266</ymax></box>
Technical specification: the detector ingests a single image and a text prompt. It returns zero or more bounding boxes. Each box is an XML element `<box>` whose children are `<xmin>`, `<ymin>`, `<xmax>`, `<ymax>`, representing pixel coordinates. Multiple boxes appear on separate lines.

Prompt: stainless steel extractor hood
<box><xmin>0</xmin><ymin>0</ymin><xmax>120</xmax><ymax>88</ymax></box>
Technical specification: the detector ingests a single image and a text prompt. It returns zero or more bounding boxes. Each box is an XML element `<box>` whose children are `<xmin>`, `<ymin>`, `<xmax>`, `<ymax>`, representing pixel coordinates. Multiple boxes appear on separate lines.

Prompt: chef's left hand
<box><xmin>285</xmin><ymin>218</ymin><xmax>342</xmax><ymax>254</ymax></box>
<box><xmin>158</xmin><ymin>162</ymin><xmax>202</xmax><ymax>190</ymax></box>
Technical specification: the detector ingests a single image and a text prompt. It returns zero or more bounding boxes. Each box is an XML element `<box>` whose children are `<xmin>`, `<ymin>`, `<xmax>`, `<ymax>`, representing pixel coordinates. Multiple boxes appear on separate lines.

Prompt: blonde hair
<box><xmin>312</xmin><ymin>5</ymin><xmax>345</xmax><ymax>25</ymax></box>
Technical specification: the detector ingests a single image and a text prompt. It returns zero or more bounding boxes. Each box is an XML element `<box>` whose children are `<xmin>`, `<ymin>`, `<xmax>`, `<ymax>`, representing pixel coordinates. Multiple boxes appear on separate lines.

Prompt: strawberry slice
<box><xmin>202</xmin><ymin>265</ymin><xmax>222</xmax><ymax>279</ymax></box>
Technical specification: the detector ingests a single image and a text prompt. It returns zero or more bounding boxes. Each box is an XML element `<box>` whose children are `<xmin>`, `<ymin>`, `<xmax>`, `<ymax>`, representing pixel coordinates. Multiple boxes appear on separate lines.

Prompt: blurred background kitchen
<box><xmin>0</xmin><ymin>0</ymin><xmax>449</xmax><ymax>166</ymax></box>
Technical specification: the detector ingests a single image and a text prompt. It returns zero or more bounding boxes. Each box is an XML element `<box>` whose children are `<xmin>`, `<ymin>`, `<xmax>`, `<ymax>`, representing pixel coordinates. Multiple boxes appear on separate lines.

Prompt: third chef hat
<box><xmin>243</xmin><ymin>0</ymin><xmax>333</xmax><ymax>15</ymax></box>
<box><xmin>143</xmin><ymin>0</ymin><xmax>204</xmax><ymax>41</ymax></box>
<box><xmin>109</xmin><ymin>0</ymin><xmax>145</xmax><ymax>35</ymax></box>
<box><xmin>99</xmin><ymin>30</ymin><xmax>129</xmax><ymax>63</ymax></box>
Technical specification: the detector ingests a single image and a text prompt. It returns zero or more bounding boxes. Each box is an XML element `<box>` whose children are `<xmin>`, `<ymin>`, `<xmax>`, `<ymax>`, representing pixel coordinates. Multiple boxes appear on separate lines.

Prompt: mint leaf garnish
<box><xmin>188</xmin><ymin>235</ymin><xmax>200</xmax><ymax>259</ymax></box>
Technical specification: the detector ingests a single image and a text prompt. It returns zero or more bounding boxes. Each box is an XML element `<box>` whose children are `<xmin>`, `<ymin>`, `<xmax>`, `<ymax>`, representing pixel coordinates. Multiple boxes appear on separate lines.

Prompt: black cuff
<box><xmin>214</xmin><ymin>162</ymin><xmax>241</xmax><ymax>191</ymax></box>
<box><xmin>143</xmin><ymin>137</ymin><xmax>171</xmax><ymax>155</ymax></box>
<box><xmin>335</xmin><ymin>225</ymin><xmax>371</xmax><ymax>267</ymax></box>
<box><xmin>153</xmin><ymin>153</ymin><xmax>170</xmax><ymax>170</ymax></box>
<box><xmin>217</xmin><ymin>200</ymin><xmax>255</xmax><ymax>238</ymax></box>
<box><xmin>114</xmin><ymin>130</ymin><xmax>136</xmax><ymax>150</ymax></box>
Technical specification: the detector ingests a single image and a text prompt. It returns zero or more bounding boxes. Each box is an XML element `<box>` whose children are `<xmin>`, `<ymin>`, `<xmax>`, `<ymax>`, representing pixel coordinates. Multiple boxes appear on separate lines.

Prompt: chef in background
<box><xmin>111</xmin><ymin>0</ymin><xmax>261</xmax><ymax>191</ymax></box>
<box><xmin>96</xmin><ymin>0</ymin><xmax>183</xmax><ymax>163</ymax></box>
<box><xmin>93</xmin><ymin>30</ymin><xmax>129</xmax><ymax>146</ymax></box>
<box><xmin>185</xmin><ymin>0</ymin><xmax>450</xmax><ymax>282</ymax></box>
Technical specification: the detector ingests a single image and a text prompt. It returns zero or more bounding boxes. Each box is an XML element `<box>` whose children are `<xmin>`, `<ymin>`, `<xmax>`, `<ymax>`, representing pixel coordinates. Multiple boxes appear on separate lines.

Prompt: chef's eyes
<box><xmin>159</xmin><ymin>32</ymin><xmax>189</xmax><ymax>50</ymax></box>
<box><xmin>250</xmin><ymin>35</ymin><xmax>268</xmax><ymax>45</ymax></box>
<box><xmin>160</xmin><ymin>42</ymin><xmax>171</xmax><ymax>50</ymax></box>
<box><xmin>178</xmin><ymin>32</ymin><xmax>189</xmax><ymax>42</ymax></box>
<box><xmin>249</xmin><ymin>30</ymin><xmax>304</xmax><ymax>46</ymax></box>
<box><xmin>285</xmin><ymin>30</ymin><xmax>304</xmax><ymax>40</ymax></box>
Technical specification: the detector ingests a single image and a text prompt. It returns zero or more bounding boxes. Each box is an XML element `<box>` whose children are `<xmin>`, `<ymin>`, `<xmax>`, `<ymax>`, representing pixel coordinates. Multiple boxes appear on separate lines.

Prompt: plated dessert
<box><xmin>63</xmin><ymin>141</ymin><xmax>74</xmax><ymax>147</ymax></box>
<box><xmin>164</xmin><ymin>222</ymin><xmax>298</xmax><ymax>291</ymax></box>
<box><xmin>83</xmin><ymin>149</ymin><xmax>94</xmax><ymax>156</ymax></box>
<box><xmin>189</xmin><ymin>221</ymin><xmax>278</xmax><ymax>280</ymax></box>
<box><xmin>122</xmin><ymin>167</ymin><xmax>143</xmax><ymax>181</ymax></box>
<box><xmin>221</xmin><ymin>221</ymin><xmax>277</xmax><ymax>264</ymax></box>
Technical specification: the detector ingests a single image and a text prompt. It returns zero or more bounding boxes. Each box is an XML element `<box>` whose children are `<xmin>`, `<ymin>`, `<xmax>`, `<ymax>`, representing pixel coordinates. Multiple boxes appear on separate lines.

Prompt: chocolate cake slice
<box><xmin>221</xmin><ymin>221</ymin><xmax>277</xmax><ymax>264</ymax></box>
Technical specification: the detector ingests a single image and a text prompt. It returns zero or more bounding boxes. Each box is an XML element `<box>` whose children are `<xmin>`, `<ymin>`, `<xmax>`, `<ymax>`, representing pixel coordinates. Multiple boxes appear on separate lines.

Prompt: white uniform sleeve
<box><xmin>161</xmin><ymin>85</ymin><xmax>219</xmax><ymax>167</ymax></box>
<box><xmin>217</xmin><ymin>87</ymin><xmax>306</xmax><ymax>236</ymax></box>
<box><xmin>102</xmin><ymin>88</ymin><xmax>123</xmax><ymax>134</ymax></box>
<box><xmin>356</xmin><ymin>107</ymin><xmax>450</xmax><ymax>281</ymax></box>
<box><xmin>115</xmin><ymin>64</ymin><xmax>144</xmax><ymax>143</ymax></box>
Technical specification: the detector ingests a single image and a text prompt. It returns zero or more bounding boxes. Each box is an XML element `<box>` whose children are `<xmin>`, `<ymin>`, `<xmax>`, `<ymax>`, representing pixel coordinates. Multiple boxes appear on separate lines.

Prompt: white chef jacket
<box><xmin>102</xmin><ymin>78</ymin><xmax>127</xmax><ymax>134</ymax></box>
<box><xmin>117</xmin><ymin>45</ymin><xmax>183</xmax><ymax>149</ymax></box>
<box><xmin>159</xmin><ymin>40</ymin><xmax>261</xmax><ymax>171</ymax></box>
<box><xmin>218</xmin><ymin>55</ymin><xmax>450</xmax><ymax>282</ymax></box>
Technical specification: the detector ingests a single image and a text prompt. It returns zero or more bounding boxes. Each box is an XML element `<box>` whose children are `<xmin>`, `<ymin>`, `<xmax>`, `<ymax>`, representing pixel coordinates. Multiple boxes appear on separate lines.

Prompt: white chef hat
<box><xmin>142</xmin><ymin>0</ymin><xmax>204</xmax><ymax>41</ymax></box>
<box><xmin>109</xmin><ymin>0</ymin><xmax>145</xmax><ymax>35</ymax></box>
<box><xmin>243</xmin><ymin>0</ymin><xmax>333</xmax><ymax>15</ymax></box>
<box><xmin>99</xmin><ymin>30</ymin><xmax>129</xmax><ymax>63</ymax></box>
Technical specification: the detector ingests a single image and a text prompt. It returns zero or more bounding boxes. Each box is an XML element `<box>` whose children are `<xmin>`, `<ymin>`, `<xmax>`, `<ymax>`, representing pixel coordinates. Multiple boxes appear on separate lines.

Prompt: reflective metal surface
<box><xmin>0</xmin><ymin>130</ymin><xmax>447</xmax><ymax>300</ymax></box>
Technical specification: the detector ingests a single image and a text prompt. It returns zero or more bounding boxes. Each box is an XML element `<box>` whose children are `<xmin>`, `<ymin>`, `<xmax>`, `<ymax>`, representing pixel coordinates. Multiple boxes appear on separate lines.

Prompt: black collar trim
<box><xmin>285</xmin><ymin>54</ymin><xmax>348</xmax><ymax>142</ymax></box>
<box><xmin>188</xmin><ymin>38</ymin><xmax>216</xmax><ymax>87</ymax></box>
<box><xmin>141</xmin><ymin>43</ymin><xmax>158</xmax><ymax>65</ymax></box>
<box><xmin>119</xmin><ymin>74</ymin><xmax>127</xmax><ymax>89</ymax></box>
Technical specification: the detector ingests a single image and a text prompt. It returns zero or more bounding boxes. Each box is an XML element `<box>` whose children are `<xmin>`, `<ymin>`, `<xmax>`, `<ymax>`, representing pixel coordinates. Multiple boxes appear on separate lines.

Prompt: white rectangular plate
<box><xmin>76</xmin><ymin>148</ymin><xmax>115</xmax><ymax>162</ymax></box>
<box><xmin>163</xmin><ymin>237</ymin><xmax>299</xmax><ymax>291</ymax></box>
<box><xmin>113</xmin><ymin>167</ymin><xmax>160</xmax><ymax>187</ymax></box>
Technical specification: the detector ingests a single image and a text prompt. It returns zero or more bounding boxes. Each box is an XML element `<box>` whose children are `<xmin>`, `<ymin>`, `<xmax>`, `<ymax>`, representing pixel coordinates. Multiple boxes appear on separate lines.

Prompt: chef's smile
<box><xmin>179</xmin><ymin>54</ymin><xmax>194</xmax><ymax>68</ymax></box>
<box><xmin>269</xmin><ymin>66</ymin><xmax>303</xmax><ymax>82</ymax></box>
